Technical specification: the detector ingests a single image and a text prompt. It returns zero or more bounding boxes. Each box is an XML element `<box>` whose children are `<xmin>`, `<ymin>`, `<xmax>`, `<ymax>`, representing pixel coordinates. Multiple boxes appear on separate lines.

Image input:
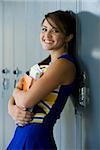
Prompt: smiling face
<box><xmin>40</xmin><ymin>19</ymin><xmax>67</xmax><ymax>52</ymax></box>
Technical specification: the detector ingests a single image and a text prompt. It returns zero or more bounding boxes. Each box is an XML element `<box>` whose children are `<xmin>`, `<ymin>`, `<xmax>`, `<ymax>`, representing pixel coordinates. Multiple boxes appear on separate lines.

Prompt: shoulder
<box><xmin>45</xmin><ymin>58</ymin><xmax>76</xmax><ymax>85</ymax></box>
<box><xmin>48</xmin><ymin>57</ymin><xmax>76</xmax><ymax>74</ymax></box>
<box><xmin>52</xmin><ymin>58</ymin><xmax>76</xmax><ymax>85</ymax></box>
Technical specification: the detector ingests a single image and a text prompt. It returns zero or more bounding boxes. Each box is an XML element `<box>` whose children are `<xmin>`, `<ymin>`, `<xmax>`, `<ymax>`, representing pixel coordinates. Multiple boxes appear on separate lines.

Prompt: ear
<box><xmin>65</xmin><ymin>34</ymin><xmax>74</xmax><ymax>43</ymax></box>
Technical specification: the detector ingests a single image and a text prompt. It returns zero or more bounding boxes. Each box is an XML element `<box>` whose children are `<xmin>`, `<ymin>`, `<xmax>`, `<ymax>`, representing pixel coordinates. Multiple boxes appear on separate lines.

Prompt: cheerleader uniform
<box><xmin>7</xmin><ymin>53</ymin><xmax>77</xmax><ymax>150</ymax></box>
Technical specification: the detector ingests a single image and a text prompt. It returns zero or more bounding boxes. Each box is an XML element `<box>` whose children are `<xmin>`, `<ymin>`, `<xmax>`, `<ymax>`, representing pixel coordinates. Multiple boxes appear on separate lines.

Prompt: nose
<box><xmin>45</xmin><ymin>30</ymin><xmax>52</xmax><ymax>38</ymax></box>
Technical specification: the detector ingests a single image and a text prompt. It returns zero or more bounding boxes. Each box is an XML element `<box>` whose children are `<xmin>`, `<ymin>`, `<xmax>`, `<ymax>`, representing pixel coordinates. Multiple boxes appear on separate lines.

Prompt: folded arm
<box><xmin>8</xmin><ymin>96</ymin><xmax>34</xmax><ymax>125</ymax></box>
<box><xmin>13</xmin><ymin>59</ymin><xmax>76</xmax><ymax>108</ymax></box>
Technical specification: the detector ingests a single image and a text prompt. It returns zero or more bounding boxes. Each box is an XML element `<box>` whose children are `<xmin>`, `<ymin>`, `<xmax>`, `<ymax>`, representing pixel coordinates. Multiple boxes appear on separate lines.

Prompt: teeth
<box><xmin>45</xmin><ymin>40</ymin><xmax>52</xmax><ymax>44</ymax></box>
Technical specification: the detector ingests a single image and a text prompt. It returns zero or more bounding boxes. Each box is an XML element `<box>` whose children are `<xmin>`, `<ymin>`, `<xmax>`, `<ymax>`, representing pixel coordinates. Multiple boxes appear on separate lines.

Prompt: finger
<box><xmin>18</xmin><ymin>106</ymin><xmax>26</xmax><ymax>111</ymax></box>
<box><xmin>15</xmin><ymin>114</ymin><xmax>33</xmax><ymax>123</ymax></box>
<box><xmin>24</xmin><ymin>111</ymin><xmax>34</xmax><ymax>118</ymax></box>
<box><xmin>15</xmin><ymin>106</ymin><xmax>34</xmax><ymax>121</ymax></box>
<box><xmin>20</xmin><ymin>117</ymin><xmax>32</xmax><ymax>122</ymax></box>
<box><xmin>16</xmin><ymin>106</ymin><xmax>32</xmax><ymax>117</ymax></box>
<box><xmin>20</xmin><ymin>113</ymin><xmax>33</xmax><ymax>120</ymax></box>
<box><xmin>15</xmin><ymin>120</ymin><xmax>30</xmax><ymax>126</ymax></box>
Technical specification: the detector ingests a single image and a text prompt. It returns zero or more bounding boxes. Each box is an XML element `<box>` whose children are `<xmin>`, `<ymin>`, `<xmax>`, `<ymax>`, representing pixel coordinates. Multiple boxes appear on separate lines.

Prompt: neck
<box><xmin>50</xmin><ymin>49</ymin><xmax>68</xmax><ymax>63</ymax></box>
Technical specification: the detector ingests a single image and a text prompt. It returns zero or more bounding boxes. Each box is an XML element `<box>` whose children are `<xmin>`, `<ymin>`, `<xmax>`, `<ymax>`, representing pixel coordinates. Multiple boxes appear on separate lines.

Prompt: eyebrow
<box><xmin>41</xmin><ymin>25</ymin><xmax>47</xmax><ymax>28</ymax></box>
<box><xmin>42</xmin><ymin>25</ymin><xmax>58</xmax><ymax>30</ymax></box>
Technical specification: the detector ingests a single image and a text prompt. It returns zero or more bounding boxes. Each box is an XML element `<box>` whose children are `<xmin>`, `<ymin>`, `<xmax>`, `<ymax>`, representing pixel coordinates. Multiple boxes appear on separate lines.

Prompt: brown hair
<box><xmin>42</xmin><ymin>10</ymin><xmax>76</xmax><ymax>57</ymax></box>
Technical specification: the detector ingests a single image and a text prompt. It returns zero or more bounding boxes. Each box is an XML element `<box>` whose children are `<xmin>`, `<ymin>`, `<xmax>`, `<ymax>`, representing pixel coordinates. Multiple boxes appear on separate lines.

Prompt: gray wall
<box><xmin>0</xmin><ymin>0</ymin><xmax>100</xmax><ymax>150</ymax></box>
<box><xmin>78</xmin><ymin>1</ymin><xmax>100</xmax><ymax>149</ymax></box>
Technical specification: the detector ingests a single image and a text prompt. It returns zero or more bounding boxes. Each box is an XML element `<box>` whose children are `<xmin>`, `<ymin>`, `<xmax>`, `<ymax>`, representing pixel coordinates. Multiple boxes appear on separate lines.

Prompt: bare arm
<box><xmin>8</xmin><ymin>96</ymin><xmax>33</xmax><ymax>125</ymax></box>
<box><xmin>13</xmin><ymin>59</ymin><xmax>76</xmax><ymax>108</ymax></box>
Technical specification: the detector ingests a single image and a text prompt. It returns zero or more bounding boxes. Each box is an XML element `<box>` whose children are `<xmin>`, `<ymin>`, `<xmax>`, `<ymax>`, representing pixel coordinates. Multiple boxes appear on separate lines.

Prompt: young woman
<box><xmin>7</xmin><ymin>10</ymin><xmax>77</xmax><ymax>149</ymax></box>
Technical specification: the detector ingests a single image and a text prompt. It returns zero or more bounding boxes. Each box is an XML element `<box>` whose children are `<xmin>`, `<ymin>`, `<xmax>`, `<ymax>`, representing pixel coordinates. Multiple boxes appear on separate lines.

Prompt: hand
<box><xmin>8</xmin><ymin>96</ymin><xmax>34</xmax><ymax>126</ymax></box>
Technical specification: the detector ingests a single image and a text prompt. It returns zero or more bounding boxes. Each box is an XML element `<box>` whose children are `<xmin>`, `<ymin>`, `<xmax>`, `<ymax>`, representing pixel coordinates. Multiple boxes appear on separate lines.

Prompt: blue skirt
<box><xmin>7</xmin><ymin>123</ymin><xmax>57</xmax><ymax>150</ymax></box>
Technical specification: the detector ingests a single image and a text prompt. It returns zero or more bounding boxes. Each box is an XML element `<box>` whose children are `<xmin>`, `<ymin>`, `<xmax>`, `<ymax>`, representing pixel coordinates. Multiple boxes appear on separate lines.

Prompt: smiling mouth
<box><xmin>44</xmin><ymin>40</ymin><xmax>53</xmax><ymax>44</ymax></box>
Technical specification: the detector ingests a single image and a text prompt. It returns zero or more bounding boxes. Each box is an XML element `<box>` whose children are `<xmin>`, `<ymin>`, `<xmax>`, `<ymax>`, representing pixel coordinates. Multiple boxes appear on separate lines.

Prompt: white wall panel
<box><xmin>77</xmin><ymin>0</ymin><xmax>100</xmax><ymax>149</ymax></box>
<box><xmin>0</xmin><ymin>2</ymin><xmax>16</xmax><ymax>149</ymax></box>
<box><xmin>2</xmin><ymin>2</ymin><xmax>13</xmax><ymax>69</ymax></box>
<box><xmin>0</xmin><ymin>2</ymin><xmax>3</xmax><ymax>148</ymax></box>
<box><xmin>12</xmin><ymin>2</ymin><xmax>26</xmax><ymax>72</ymax></box>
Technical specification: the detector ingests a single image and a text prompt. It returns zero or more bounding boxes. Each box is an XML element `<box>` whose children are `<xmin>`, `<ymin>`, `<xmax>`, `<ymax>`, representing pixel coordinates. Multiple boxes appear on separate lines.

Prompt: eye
<box><xmin>52</xmin><ymin>28</ymin><xmax>59</xmax><ymax>33</ymax></box>
<box><xmin>41</xmin><ymin>27</ymin><xmax>47</xmax><ymax>32</ymax></box>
